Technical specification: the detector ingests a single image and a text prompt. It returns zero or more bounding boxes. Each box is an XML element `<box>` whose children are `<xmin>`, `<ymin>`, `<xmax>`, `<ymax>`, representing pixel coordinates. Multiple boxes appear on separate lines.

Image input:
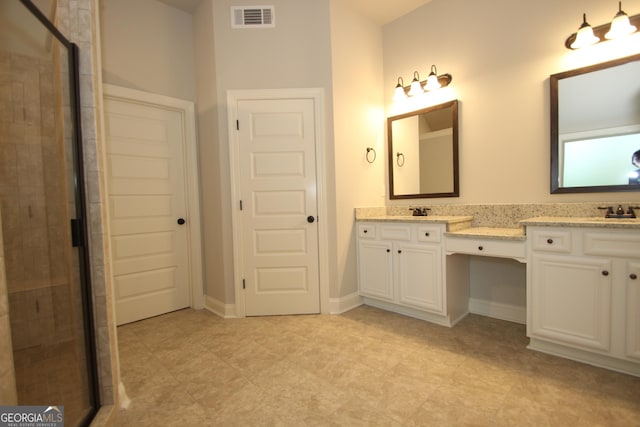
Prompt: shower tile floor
<box><xmin>114</xmin><ymin>305</ymin><xmax>640</xmax><ymax>426</ymax></box>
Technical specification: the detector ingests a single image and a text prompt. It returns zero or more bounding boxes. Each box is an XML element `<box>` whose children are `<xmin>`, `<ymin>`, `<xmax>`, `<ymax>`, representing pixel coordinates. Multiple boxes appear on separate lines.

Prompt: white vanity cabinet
<box><xmin>356</xmin><ymin>221</ymin><xmax>466</xmax><ymax>326</ymax></box>
<box><xmin>526</xmin><ymin>226</ymin><xmax>640</xmax><ymax>375</ymax></box>
<box><xmin>625</xmin><ymin>260</ymin><xmax>640</xmax><ymax>361</ymax></box>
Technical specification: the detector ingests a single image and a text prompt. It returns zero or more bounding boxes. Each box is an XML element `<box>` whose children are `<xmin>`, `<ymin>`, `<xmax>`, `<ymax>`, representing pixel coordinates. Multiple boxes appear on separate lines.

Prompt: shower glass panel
<box><xmin>0</xmin><ymin>1</ymin><xmax>98</xmax><ymax>425</ymax></box>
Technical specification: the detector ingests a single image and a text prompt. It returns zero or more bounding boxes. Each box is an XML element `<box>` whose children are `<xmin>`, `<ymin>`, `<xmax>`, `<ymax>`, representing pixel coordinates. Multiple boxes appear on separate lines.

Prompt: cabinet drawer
<box><xmin>530</xmin><ymin>229</ymin><xmax>572</xmax><ymax>253</ymax></box>
<box><xmin>583</xmin><ymin>232</ymin><xmax>640</xmax><ymax>257</ymax></box>
<box><xmin>445</xmin><ymin>236</ymin><xmax>526</xmax><ymax>260</ymax></box>
<box><xmin>416</xmin><ymin>226</ymin><xmax>442</xmax><ymax>243</ymax></box>
<box><xmin>380</xmin><ymin>226</ymin><xmax>411</xmax><ymax>241</ymax></box>
<box><xmin>358</xmin><ymin>224</ymin><xmax>376</xmax><ymax>239</ymax></box>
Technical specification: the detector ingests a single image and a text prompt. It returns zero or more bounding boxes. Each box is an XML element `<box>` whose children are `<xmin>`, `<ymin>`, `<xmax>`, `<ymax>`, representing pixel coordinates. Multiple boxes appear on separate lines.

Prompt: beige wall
<box><xmin>383</xmin><ymin>0</ymin><xmax>640</xmax><ymax>308</ymax></box>
<box><xmin>100</xmin><ymin>0</ymin><xmax>196</xmax><ymax>101</ymax></box>
<box><xmin>382</xmin><ymin>0</ymin><xmax>640</xmax><ymax>205</ymax></box>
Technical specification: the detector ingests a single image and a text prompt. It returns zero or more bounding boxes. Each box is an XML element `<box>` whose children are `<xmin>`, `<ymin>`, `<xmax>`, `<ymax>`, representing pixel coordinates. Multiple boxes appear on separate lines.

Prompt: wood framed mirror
<box><xmin>550</xmin><ymin>53</ymin><xmax>640</xmax><ymax>193</ymax></box>
<box><xmin>388</xmin><ymin>100</ymin><xmax>459</xmax><ymax>199</ymax></box>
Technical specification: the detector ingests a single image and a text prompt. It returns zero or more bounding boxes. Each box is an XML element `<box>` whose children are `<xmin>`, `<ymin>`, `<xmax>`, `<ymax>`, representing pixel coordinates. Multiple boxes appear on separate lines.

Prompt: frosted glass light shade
<box><xmin>408</xmin><ymin>73</ymin><xmax>424</xmax><ymax>96</ymax></box>
<box><xmin>605</xmin><ymin>10</ymin><xmax>637</xmax><ymax>39</ymax></box>
<box><xmin>393</xmin><ymin>84</ymin><xmax>407</xmax><ymax>101</ymax></box>
<box><xmin>571</xmin><ymin>14</ymin><xmax>600</xmax><ymax>49</ymax></box>
<box><xmin>424</xmin><ymin>73</ymin><xmax>441</xmax><ymax>91</ymax></box>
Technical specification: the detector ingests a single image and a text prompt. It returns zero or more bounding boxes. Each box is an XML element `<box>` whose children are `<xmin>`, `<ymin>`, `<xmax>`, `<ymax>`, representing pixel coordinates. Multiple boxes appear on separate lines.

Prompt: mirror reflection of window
<box><xmin>561</xmin><ymin>129</ymin><xmax>640</xmax><ymax>187</ymax></box>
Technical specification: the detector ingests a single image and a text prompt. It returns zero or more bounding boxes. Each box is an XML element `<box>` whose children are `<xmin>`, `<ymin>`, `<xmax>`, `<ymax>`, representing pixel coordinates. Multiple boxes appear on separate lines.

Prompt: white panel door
<box><xmin>104</xmin><ymin>96</ymin><xmax>190</xmax><ymax>325</ymax></box>
<box><xmin>237</xmin><ymin>98</ymin><xmax>320</xmax><ymax>316</ymax></box>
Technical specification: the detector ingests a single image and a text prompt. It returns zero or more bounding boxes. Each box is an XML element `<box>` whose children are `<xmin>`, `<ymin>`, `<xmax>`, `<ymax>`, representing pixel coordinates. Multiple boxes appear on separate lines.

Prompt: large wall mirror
<box><xmin>550</xmin><ymin>53</ymin><xmax>640</xmax><ymax>193</ymax></box>
<box><xmin>388</xmin><ymin>100</ymin><xmax>459</xmax><ymax>199</ymax></box>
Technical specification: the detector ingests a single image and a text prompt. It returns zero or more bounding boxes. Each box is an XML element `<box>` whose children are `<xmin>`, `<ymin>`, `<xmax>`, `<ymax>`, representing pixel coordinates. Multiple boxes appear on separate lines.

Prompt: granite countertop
<box><xmin>521</xmin><ymin>216</ymin><xmax>640</xmax><ymax>229</ymax></box>
<box><xmin>355</xmin><ymin>215</ymin><xmax>473</xmax><ymax>224</ymax></box>
<box><xmin>444</xmin><ymin>226</ymin><xmax>526</xmax><ymax>241</ymax></box>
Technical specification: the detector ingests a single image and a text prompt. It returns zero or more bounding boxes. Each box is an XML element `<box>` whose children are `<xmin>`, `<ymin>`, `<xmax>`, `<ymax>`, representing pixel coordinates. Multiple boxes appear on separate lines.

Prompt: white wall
<box><xmin>193</xmin><ymin>0</ymin><xmax>227</xmax><ymax>303</ymax></box>
<box><xmin>382</xmin><ymin>0</ymin><xmax>640</xmax><ymax>205</ymax></box>
<box><xmin>100</xmin><ymin>0</ymin><xmax>196</xmax><ymax>101</ymax></box>
<box><xmin>207</xmin><ymin>0</ymin><xmax>336</xmax><ymax>302</ymax></box>
<box><xmin>329</xmin><ymin>0</ymin><xmax>385</xmax><ymax>298</ymax></box>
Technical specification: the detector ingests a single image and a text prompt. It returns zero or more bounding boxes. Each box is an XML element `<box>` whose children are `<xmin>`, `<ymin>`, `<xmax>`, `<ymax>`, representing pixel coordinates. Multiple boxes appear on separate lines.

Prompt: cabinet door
<box><xmin>397</xmin><ymin>243</ymin><xmax>443</xmax><ymax>314</ymax></box>
<box><xmin>625</xmin><ymin>261</ymin><xmax>640</xmax><ymax>360</ymax></box>
<box><xmin>529</xmin><ymin>254</ymin><xmax>612</xmax><ymax>352</ymax></box>
<box><xmin>358</xmin><ymin>240</ymin><xmax>393</xmax><ymax>301</ymax></box>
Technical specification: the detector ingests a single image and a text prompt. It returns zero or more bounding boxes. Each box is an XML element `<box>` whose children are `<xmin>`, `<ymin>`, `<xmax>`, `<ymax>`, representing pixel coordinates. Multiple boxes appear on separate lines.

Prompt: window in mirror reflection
<box><xmin>562</xmin><ymin>130</ymin><xmax>640</xmax><ymax>186</ymax></box>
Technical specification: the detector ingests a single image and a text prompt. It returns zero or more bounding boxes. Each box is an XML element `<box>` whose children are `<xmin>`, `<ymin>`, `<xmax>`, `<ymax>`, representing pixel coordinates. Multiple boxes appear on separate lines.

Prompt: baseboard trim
<box><xmin>469</xmin><ymin>298</ymin><xmax>525</xmax><ymax>324</ymax></box>
<box><xmin>204</xmin><ymin>295</ymin><xmax>237</xmax><ymax>318</ymax></box>
<box><xmin>362</xmin><ymin>297</ymin><xmax>462</xmax><ymax>327</ymax></box>
<box><xmin>118</xmin><ymin>382</ymin><xmax>131</xmax><ymax>411</ymax></box>
<box><xmin>528</xmin><ymin>338</ymin><xmax>640</xmax><ymax>377</ymax></box>
<box><xmin>327</xmin><ymin>292</ymin><xmax>363</xmax><ymax>314</ymax></box>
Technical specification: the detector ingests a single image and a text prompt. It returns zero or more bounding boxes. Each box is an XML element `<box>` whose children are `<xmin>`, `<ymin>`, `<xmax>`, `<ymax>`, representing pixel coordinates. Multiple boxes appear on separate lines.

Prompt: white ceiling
<box><xmin>154</xmin><ymin>0</ymin><xmax>432</xmax><ymax>25</ymax></box>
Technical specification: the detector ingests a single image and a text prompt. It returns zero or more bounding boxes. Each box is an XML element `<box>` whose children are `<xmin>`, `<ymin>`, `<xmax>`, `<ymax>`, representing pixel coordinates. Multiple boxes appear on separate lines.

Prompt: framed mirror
<box><xmin>550</xmin><ymin>53</ymin><xmax>640</xmax><ymax>193</ymax></box>
<box><xmin>388</xmin><ymin>100</ymin><xmax>459</xmax><ymax>199</ymax></box>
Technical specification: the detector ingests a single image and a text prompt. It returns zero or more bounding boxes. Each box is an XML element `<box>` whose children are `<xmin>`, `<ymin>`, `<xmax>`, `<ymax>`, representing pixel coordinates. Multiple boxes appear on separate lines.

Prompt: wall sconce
<box><xmin>393</xmin><ymin>65</ymin><xmax>453</xmax><ymax>100</ymax></box>
<box><xmin>565</xmin><ymin>2</ymin><xmax>639</xmax><ymax>49</ymax></box>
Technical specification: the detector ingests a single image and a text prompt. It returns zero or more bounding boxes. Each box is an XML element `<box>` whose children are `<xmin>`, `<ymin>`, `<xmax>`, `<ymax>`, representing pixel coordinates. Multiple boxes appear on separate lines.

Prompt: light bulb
<box><xmin>570</xmin><ymin>13</ymin><xmax>600</xmax><ymax>49</ymax></box>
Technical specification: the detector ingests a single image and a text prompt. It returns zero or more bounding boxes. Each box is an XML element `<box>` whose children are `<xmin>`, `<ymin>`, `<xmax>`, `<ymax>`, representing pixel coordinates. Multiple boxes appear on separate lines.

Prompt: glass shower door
<box><xmin>0</xmin><ymin>1</ymin><xmax>98</xmax><ymax>425</ymax></box>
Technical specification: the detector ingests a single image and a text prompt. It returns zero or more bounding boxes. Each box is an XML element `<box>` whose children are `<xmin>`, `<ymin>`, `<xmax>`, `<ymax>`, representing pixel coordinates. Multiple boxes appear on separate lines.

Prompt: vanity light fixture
<box><xmin>393</xmin><ymin>65</ymin><xmax>453</xmax><ymax>99</ymax></box>
<box><xmin>565</xmin><ymin>4</ymin><xmax>639</xmax><ymax>49</ymax></box>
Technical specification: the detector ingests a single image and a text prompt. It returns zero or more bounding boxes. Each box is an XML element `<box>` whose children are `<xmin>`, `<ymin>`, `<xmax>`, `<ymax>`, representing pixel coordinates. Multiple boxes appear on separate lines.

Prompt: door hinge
<box><xmin>236</xmin><ymin>119</ymin><xmax>239</xmax><ymax>130</ymax></box>
<box><xmin>242</xmin><ymin>279</ymin><xmax>246</xmax><ymax>289</ymax></box>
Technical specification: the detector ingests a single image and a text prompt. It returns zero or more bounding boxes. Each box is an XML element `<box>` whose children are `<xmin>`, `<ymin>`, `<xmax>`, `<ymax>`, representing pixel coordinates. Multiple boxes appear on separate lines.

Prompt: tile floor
<box><xmin>114</xmin><ymin>306</ymin><xmax>640</xmax><ymax>426</ymax></box>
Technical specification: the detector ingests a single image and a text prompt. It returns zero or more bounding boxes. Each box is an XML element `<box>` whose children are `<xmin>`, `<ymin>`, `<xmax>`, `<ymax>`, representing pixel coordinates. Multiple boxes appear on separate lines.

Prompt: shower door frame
<box><xmin>17</xmin><ymin>0</ymin><xmax>100</xmax><ymax>424</ymax></box>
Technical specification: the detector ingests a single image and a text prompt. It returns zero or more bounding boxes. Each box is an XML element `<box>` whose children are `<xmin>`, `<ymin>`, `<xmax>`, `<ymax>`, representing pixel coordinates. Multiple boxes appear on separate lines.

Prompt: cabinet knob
<box><xmin>478</xmin><ymin>246</ymin><xmax>484</xmax><ymax>251</ymax></box>
<box><xmin>363</xmin><ymin>229</ymin><xmax>368</xmax><ymax>233</ymax></box>
<box><xmin>547</xmin><ymin>238</ymin><xmax>553</xmax><ymax>244</ymax></box>
<box><xmin>425</xmin><ymin>232</ymin><xmax>430</xmax><ymax>237</ymax></box>
<box><xmin>602</xmin><ymin>270</ymin><xmax>609</xmax><ymax>276</ymax></box>
<box><xmin>386</xmin><ymin>249</ymin><xmax>390</xmax><ymax>253</ymax></box>
<box><xmin>631</xmin><ymin>273</ymin><xmax>638</xmax><ymax>280</ymax></box>
<box><xmin>398</xmin><ymin>250</ymin><xmax>402</xmax><ymax>254</ymax></box>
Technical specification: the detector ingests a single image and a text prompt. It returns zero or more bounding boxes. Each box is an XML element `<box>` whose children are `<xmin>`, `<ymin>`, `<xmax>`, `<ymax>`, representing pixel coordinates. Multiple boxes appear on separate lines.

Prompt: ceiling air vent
<box><xmin>231</xmin><ymin>6</ymin><xmax>275</xmax><ymax>28</ymax></box>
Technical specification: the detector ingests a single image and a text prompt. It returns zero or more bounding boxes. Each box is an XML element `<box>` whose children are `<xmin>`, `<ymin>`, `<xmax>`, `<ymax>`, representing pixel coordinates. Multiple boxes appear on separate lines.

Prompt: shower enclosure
<box><xmin>0</xmin><ymin>1</ymin><xmax>99</xmax><ymax>425</ymax></box>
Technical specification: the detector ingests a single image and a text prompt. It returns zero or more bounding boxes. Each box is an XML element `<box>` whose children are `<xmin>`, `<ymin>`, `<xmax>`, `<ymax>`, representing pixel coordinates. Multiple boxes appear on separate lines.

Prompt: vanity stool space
<box><xmin>356</xmin><ymin>217</ymin><xmax>472</xmax><ymax>326</ymax></box>
<box><xmin>522</xmin><ymin>218</ymin><xmax>640</xmax><ymax>377</ymax></box>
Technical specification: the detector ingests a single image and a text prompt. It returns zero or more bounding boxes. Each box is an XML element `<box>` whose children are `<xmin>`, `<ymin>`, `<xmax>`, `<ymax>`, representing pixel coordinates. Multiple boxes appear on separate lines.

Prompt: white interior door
<box><xmin>237</xmin><ymin>98</ymin><xmax>320</xmax><ymax>316</ymax></box>
<box><xmin>104</xmin><ymin>92</ymin><xmax>192</xmax><ymax>325</ymax></box>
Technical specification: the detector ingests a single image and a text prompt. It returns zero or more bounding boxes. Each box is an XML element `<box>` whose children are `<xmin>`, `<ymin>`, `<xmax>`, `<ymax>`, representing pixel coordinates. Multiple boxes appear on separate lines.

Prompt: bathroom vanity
<box><xmin>355</xmin><ymin>208</ymin><xmax>640</xmax><ymax>376</ymax></box>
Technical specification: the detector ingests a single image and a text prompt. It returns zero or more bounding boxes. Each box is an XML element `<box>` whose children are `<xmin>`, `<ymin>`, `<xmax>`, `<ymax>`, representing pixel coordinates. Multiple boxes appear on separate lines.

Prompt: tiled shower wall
<box><xmin>0</xmin><ymin>0</ymin><xmax>120</xmax><ymax>420</ymax></box>
<box><xmin>0</xmin><ymin>51</ymin><xmax>76</xmax><ymax>352</ymax></box>
<box><xmin>0</xmin><ymin>212</ymin><xmax>17</xmax><ymax>404</ymax></box>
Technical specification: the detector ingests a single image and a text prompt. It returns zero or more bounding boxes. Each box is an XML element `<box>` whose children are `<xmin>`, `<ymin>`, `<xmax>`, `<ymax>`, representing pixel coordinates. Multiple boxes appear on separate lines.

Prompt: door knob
<box><xmin>177</xmin><ymin>218</ymin><xmax>186</xmax><ymax>225</ymax></box>
<box><xmin>307</xmin><ymin>216</ymin><xmax>315</xmax><ymax>223</ymax></box>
